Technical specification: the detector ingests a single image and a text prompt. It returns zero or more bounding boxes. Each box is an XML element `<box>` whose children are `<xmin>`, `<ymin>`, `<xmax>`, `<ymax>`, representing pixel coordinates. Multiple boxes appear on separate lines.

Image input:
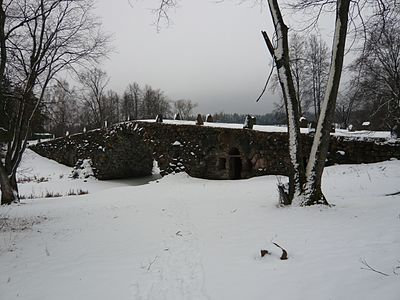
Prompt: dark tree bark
<box><xmin>0</xmin><ymin>164</ymin><xmax>18</xmax><ymax>205</ymax></box>
<box><xmin>0</xmin><ymin>1</ymin><xmax>6</xmax><ymax>87</ymax></box>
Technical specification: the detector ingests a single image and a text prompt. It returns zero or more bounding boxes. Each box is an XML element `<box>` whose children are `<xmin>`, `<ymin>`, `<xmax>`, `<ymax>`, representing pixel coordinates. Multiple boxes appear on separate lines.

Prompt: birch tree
<box><xmin>289</xmin><ymin>0</ymin><xmax>397</xmax><ymax>205</ymax></box>
<box><xmin>262</xmin><ymin>0</ymin><xmax>306</xmax><ymax>203</ymax></box>
<box><xmin>301</xmin><ymin>0</ymin><xmax>350</xmax><ymax>205</ymax></box>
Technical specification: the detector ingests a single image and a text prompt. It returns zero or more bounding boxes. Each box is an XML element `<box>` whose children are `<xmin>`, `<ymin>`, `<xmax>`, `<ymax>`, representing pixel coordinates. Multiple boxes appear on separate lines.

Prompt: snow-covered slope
<box><xmin>0</xmin><ymin>151</ymin><xmax>399</xmax><ymax>299</ymax></box>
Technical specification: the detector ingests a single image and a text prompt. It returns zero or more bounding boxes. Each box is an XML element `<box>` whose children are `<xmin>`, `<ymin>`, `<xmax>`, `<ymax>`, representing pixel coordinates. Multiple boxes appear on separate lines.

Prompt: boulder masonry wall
<box><xmin>30</xmin><ymin>125</ymin><xmax>153</xmax><ymax>179</ymax></box>
<box><xmin>30</xmin><ymin>121</ymin><xmax>400</xmax><ymax>180</ymax></box>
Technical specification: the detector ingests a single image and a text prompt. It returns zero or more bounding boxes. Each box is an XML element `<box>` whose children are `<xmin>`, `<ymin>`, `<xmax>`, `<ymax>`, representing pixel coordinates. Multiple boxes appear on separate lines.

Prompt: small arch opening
<box><xmin>228</xmin><ymin>148</ymin><xmax>242</xmax><ymax>179</ymax></box>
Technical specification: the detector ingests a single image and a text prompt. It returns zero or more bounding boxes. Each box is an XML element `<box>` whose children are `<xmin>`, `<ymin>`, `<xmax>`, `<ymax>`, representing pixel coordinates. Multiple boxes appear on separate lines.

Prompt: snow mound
<box><xmin>70</xmin><ymin>159</ymin><xmax>95</xmax><ymax>179</ymax></box>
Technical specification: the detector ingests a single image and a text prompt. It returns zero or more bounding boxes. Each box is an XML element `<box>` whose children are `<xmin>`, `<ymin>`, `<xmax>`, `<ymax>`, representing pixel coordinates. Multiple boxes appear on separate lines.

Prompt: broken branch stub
<box><xmin>273</xmin><ymin>242</ymin><xmax>288</xmax><ymax>260</ymax></box>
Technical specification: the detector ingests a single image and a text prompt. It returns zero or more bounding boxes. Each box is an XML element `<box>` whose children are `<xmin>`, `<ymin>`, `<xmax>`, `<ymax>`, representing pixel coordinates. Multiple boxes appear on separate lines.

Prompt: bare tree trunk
<box><xmin>303</xmin><ymin>0</ymin><xmax>351</xmax><ymax>205</ymax></box>
<box><xmin>297</xmin><ymin>80</ymin><xmax>303</xmax><ymax>117</ymax></box>
<box><xmin>263</xmin><ymin>0</ymin><xmax>305</xmax><ymax>202</ymax></box>
<box><xmin>0</xmin><ymin>1</ymin><xmax>6</xmax><ymax>86</ymax></box>
<box><xmin>0</xmin><ymin>164</ymin><xmax>18</xmax><ymax>205</ymax></box>
<box><xmin>316</xmin><ymin>79</ymin><xmax>321</xmax><ymax>118</ymax></box>
<box><xmin>134</xmin><ymin>96</ymin><xmax>138</xmax><ymax>120</ymax></box>
<box><xmin>10</xmin><ymin>171</ymin><xmax>18</xmax><ymax>195</ymax></box>
<box><xmin>313</xmin><ymin>76</ymin><xmax>318</xmax><ymax>119</ymax></box>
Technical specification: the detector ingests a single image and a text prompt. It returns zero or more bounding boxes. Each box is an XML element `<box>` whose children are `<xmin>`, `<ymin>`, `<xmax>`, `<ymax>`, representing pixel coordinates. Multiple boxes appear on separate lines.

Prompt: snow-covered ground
<box><xmin>1</xmin><ymin>150</ymin><xmax>399</xmax><ymax>300</ymax></box>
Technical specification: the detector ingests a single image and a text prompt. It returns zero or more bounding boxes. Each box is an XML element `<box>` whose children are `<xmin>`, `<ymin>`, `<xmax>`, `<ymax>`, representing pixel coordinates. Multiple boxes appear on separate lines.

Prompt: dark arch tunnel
<box><xmin>228</xmin><ymin>148</ymin><xmax>242</xmax><ymax>180</ymax></box>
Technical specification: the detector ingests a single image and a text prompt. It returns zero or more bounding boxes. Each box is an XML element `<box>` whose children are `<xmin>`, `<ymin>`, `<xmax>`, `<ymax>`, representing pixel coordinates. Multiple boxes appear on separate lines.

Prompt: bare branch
<box><xmin>256</xmin><ymin>61</ymin><xmax>275</xmax><ymax>103</ymax></box>
<box><xmin>152</xmin><ymin>0</ymin><xmax>178</xmax><ymax>32</ymax></box>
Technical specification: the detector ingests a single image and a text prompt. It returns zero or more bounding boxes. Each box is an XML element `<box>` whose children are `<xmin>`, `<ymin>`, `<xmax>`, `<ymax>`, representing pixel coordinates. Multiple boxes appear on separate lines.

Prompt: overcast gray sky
<box><xmin>92</xmin><ymin>1</ymin><xmax>337</xmax><ymax>115</ymax></box>
<box><xmin>91</xmin><ymin>0</ymin><xmax>281</xmax><ymax>114</ymax></box>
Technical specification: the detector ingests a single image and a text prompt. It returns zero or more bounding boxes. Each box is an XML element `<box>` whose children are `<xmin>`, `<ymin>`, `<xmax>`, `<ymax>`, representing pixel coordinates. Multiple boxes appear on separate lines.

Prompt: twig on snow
<box><xmin>273</xmin><ymin>242</ymin><xmax>288</xmax><ymax>260</ymax></box>
<box><xmin>385</xmin><ymin>191</ymin><xmax>400</xmax><ymax>196</ymax></box>
<box><xmin>392</xmin><ymin>261</ymin><xmax>400</xmax><ymax>275</ymax></box>
<box><xmin>360</xmin><ymin>258</ymin><xmax>389</xmax><ymax>276</ymax></box>
<box><xmin>45</xmin><ymin>245</ymin><xmax>50</xmax><ymax>256</ymax></box>
<box><xmin>147</xmin><ymin>256</ymin><xmax>159</xmax><ymax>271</ymax></box>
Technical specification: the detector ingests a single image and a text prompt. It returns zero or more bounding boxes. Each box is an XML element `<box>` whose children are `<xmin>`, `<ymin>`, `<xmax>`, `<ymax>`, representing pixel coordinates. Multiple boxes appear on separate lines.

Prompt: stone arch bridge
<box><xmin>30</xmin><ymin>121</ymin><xmax>400</xmax><ymax>180</ymax></box>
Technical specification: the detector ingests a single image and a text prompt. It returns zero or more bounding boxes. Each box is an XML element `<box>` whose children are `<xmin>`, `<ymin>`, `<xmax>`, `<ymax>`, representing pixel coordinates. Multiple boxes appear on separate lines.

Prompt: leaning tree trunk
<box><xmin>303</xmin><ymin>0</ymin><xmax>351</xmax><ymax>206</ymax></box>
<box><xmin>264</xmin><ymin>0</ymin><xmax>305</xmax><ymax>203</ymax></box>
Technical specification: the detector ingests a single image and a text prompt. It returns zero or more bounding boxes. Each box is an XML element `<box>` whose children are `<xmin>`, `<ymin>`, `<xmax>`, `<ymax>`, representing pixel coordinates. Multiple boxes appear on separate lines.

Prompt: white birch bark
<box><xmin>303</xmin><ymin>0</ymin><xmax>351</xmax><ymax>205</ymax></box>
<box><xmin>267</xmin><ymin>0</ymin><xmax>305</xmax><ymax>202</ymax></box>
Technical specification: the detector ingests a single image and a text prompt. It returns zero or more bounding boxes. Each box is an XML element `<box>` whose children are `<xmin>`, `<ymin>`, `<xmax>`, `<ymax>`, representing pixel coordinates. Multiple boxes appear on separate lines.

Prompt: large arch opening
<box><xmin>228</xmin><ymin>148</ymin><xmax>242</xmax><ymax>180</ymax></box>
